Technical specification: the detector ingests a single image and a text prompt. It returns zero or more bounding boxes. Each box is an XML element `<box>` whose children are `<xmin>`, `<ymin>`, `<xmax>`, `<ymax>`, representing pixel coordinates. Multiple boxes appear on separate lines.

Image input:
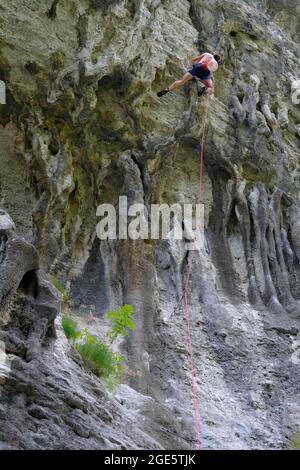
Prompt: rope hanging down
<box><xmin>184</xmin><ymin>94</ymin><xmax>210</xmax><ymax>450</ymax></box>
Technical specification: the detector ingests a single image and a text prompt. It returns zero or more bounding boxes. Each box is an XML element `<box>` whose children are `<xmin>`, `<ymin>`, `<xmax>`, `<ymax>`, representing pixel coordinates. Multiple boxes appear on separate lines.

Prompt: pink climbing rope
<box><xmin>184</xmin><ymin>94</ymin><xmax>210</xmax><ymax>450</ymax></box>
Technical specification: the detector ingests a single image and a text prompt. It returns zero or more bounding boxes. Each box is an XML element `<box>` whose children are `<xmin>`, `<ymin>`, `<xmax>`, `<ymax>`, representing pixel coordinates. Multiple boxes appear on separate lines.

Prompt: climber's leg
<box><xmin>169</xmin><ymin>72</ymin><xmax>194</xmax><ymax>91</ymax></box>
<box><xmin>201</xmin><ymin>78</ymin><xmax>214</xmax><ymax>96</ymax></box>
<box><xmin>157</xmin><ymin>72</ymin><xmax>194</xmax><ymax>97</ymax></box>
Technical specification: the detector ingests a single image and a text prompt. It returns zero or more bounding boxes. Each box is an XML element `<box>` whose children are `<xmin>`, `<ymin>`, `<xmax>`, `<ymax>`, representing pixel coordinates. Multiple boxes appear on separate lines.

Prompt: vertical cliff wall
<box><xmin>0</xmin><ymin>0</ymin><xmax>300</xmax><ymax>449</ymax></box>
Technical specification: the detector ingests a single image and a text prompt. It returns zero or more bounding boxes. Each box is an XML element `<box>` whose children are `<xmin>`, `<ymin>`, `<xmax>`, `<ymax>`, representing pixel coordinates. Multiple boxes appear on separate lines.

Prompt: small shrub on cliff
<box><xmin>77</xmin><ymin>333</ymin><xmax>124</xmax><ymax>381</ymax></box>
<box><xmin>61</xmin><ymin>305</ymin><xmax>136</xmax><ymax>389</ymax></box>
<box><xmin>62</xmin><ymin>316</ymin><xmax>81</xmax><ymax>341</ymax></box>
<box><xmin>51</xmin><ymin>276</ymin><xmax>69</xmax><ymax>305</ymax></box>
<box><xmin>106</xmin><ymin>304</ymin><xmax>136</xmax><ymax>344</ymax></box>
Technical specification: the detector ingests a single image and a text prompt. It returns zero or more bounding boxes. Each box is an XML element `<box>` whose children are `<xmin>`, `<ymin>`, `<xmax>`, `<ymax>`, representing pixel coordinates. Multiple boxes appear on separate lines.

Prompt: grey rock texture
<box><xmin>0</xmin><ymin>210</ymin><xmax>175</xmax><ymax>449</ymax></box>
<box><xmin>0</xmin><ymin>0</ymin><xmax>300</xmax><ymax>449</ymax></box>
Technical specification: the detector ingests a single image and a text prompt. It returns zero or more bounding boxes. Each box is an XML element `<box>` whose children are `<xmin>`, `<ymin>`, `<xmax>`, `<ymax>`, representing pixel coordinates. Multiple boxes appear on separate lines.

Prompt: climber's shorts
<box><xmin>187</xmin><ymin>63</ymin><xmax>211</xmax><ymax>80</ymax></box>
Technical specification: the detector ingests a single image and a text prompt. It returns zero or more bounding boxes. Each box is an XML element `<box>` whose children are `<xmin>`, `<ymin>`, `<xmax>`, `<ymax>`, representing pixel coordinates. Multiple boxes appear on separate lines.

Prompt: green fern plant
<box><xmin>61</xmin><ymin>304</ymin><xmax>136</xmax><ymax>390</ymax></box>
<box><xmin>106</xmin><ymin>304</ymin><xmax>136</xmax><ymax>344</ymax></box>
<box><xmin>51</xmin><ymin>276</ymin><xmax>69</xmax><ymax>305</ymax></box>
<box><xmin>62</xmin><ymin>316</ymin><xmax>81</xmax><ymax>341</ymax></box>
<box><xmin>77</xmin><ymin>334</ymin><xmax>124</xmax><ymax>379</ymax></box>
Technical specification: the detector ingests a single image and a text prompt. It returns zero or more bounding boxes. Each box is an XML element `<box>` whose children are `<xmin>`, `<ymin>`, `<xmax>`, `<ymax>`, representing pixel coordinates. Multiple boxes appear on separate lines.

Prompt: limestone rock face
<box><xmin>0</xmin><ymin>0</ymin><xmax>300</xmax><ymax>449</ymax></box>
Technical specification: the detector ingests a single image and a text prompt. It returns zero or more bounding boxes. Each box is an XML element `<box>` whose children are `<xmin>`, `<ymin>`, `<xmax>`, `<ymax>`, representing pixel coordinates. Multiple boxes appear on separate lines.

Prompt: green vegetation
<box><xmin>62</xmin><ymin>305</ymin><xmax>136</xmax><ymax>389</ymax></box>
<box><xmin>106</xmin><ymin>304</ymin><xmax>136</xmax><ymax>344</ymax></box>
<box><xmin>62</xmin><ymin>316</ymin><xmax>81</xmax><ymax>341</ymax></box>
<box><xmin>77</xmin><ymin>334</ymin><xmax>124</xmax><ymax>382</ymax></box>
<box><xmin>51</xmin><ymin>276</ymin><xmax>69</xmax><ymax>304</ymax></box>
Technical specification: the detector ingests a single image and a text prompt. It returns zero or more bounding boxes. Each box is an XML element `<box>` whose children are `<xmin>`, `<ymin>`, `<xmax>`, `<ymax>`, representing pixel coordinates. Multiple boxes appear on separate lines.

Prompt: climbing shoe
<box><xmin>157</xmin><ymin>88</ymin><xmax>169</xmax><ymax>97</ymax></box>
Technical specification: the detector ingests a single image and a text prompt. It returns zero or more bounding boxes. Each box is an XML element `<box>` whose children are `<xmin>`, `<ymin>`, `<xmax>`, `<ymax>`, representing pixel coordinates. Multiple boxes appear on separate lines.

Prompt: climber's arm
<box><xmin>190</xmin><ymin>53</ymin><xmax>206</xmax><ymax>64</ymax></box>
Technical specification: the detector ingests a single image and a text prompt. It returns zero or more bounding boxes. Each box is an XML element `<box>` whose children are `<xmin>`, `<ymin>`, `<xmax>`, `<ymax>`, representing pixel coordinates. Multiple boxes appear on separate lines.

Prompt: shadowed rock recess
<box><xmin>0</xmin><ymin>0</ymin><xmax>300</xmax><ymax>450</ymax></box>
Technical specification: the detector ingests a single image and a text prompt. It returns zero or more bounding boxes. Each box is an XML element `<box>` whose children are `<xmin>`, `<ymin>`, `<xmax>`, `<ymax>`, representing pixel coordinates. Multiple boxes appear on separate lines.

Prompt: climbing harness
<box><xmin>183</xmin><ymin>94</ymin><xmax>210</xmax><ymax>450</ymax></box>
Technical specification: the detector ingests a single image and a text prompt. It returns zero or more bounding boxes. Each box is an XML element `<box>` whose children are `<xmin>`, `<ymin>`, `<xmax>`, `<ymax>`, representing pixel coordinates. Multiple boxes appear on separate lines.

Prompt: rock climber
<box><xmin>157</xmin><ymin>52</ymin><xmax>221</xmax><ymax>98</ymax></box>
